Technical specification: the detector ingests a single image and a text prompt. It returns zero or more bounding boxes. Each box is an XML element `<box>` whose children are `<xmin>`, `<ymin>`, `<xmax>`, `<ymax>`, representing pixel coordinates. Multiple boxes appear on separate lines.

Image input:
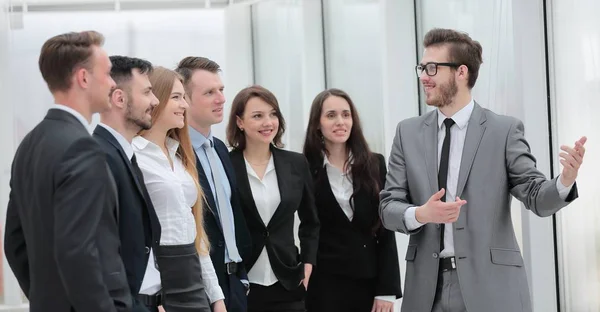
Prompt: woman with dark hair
<box><xmin>303</xmin><ymin>89</ymin><xmax>402</xmax><ymax>312</ymax></box>
<box><xmin>226</xmin><ymin>85</ymin><xmax>319</xmax><ymax>312</ymax></box>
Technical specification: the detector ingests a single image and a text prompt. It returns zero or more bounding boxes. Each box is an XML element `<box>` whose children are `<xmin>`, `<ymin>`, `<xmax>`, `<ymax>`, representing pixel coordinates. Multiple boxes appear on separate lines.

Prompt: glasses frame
<box><xmin>415</xmin><ymin>62</ymin><xmax>461</xmax><ymax>77</ymax></box>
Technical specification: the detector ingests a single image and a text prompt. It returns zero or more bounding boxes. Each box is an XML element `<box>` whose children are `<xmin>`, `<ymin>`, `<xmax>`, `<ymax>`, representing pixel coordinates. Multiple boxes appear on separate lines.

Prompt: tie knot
<box><xmin>444</xmin><ymin>118</ymin><xmax>455</xmax><ymax>129</ymax></box>
<box><xmin>202</xmin><ymin>139</ymin><xmax>213</xmax><ymax>150</ymax></box>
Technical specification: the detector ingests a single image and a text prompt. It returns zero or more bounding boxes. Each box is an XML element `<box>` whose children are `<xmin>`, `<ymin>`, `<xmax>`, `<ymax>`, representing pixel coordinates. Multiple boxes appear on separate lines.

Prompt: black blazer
<box><xmin>310</xmin><ymin>153</ymin><xmax>402</xmax><ymax>298</ymax></box>
<box><xmin>230</xmin><ymin>146</ymin><xmax>320</xmax><ymax>291</ymax></box>
<box><xmin>4</xmin><ymin>109</ymin><xmax>131</xmax><ymax>312</ymax></box>
<box><xmin>93</xmin><ymin>125</ymin><xmax>161</xmax><ymax>311</ymax></box>
<box><xmin>196</xmin><ymin>137</ymin><xmax>252</xmax><ymax>286</ymax></box>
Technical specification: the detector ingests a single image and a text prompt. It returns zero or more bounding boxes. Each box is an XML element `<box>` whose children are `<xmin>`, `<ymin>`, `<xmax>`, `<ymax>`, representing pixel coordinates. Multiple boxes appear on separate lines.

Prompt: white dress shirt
<box><xmin>245</xmin><ymin>156</ymin><xmax>281</xmax><ymax>286</ymax></box>
<box><xmin>132</xmin><ymin>136</ymin><xmax>224</xmax><ymax>302</ymax></box>
<box><xmin>51</xmin><ymin>104</ymin><xmax>91</xmax><ymax>132</ymax></box>
<box><xmin>323</xmin><ymin>155</ymin><xmax>396</xmax><ymax>303</ymax></box>
<box><xmin>404</xmin><ymin>99</ymin><xmax>573</xmax><ymax>258</ymax></box>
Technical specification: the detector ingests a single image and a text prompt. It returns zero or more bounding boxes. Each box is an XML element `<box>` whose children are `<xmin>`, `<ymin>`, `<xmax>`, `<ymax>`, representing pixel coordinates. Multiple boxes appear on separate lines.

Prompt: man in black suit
<box><xmin>4</xmin><ymin>31</ymin><xmax>131</xmax><ymax>312</ymax></box>
<box><xmin>175</xmin><ymin>57</ymin><xmax>252</xmax><ymax>312</ymax></box>
<box><xmin>93</xmin><ymin>56</ymin><xmax>161</xmax><ymax>312</ymax></box>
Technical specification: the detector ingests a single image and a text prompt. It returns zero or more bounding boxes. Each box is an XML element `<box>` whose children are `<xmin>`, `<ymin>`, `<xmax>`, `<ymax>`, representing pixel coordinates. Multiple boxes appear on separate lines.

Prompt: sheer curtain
<box><xmin>550</xmin><ymin>0</ymin><xmax>600</xmax><ymax>310</ymax></box>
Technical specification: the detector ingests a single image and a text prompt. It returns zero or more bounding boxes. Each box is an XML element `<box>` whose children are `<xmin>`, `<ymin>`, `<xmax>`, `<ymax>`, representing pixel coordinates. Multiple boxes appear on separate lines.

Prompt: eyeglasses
<box><xmin>415</xmin><ymin>62</ymin><xmax>461</xmax><ymax>77</ymax></box>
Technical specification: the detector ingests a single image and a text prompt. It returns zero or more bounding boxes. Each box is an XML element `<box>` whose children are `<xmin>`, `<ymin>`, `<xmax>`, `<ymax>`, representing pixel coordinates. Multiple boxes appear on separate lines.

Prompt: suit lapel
<box><xmin>268</xmin><ymin>147</ymin><xmax>290</xmax><ymax>227</ymax></box>
<box><xmin>93</xmin><ymin>126</ymin><xmax>147</xmax><ymax>201</ymax></box>
<box><xmin>230</xmin><ymin>150</ymin><xmax>265</xmax><ymax>228</ymax></box>
<box><xmin>456</xmin><ymin>103</ymin><xmax>487</xmax><ymax>197</ymax></box>
<box><xmin>422</xmin><ymin>111</ymin><xmax>439</xmax><ymax>194</ymax></box>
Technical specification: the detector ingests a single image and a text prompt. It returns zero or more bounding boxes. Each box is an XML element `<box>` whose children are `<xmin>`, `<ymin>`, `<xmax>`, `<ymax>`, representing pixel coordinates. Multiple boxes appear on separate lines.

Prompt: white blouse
<box><xmin>133</xmin><ymin>136</ymin><xmax>224</xmax><ymax>303</ymax></box>
<box><xmin>245</xmin><ymin>156</ymin><xmax>281</xmax><ymax>286</ymax></box>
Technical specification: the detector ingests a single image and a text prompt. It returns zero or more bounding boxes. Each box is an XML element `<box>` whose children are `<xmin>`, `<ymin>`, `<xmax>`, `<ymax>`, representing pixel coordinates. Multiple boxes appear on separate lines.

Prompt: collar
<box><xmin>98</xmin><ymin>123</ymin><xmax>134</xmax><ymax>160</ymax></box>
<box><xmin>51</xmin><ymin>104</ymin><xmax>91</xmax><ymax>132</ymax></box>
<box><xmin>189</xmin><ymin>126</ymin><xmax>212</xmax><ymax>151</ymax></box>
<box><xmin>132</xmin><ymin>136</ymin><xmax>180</xmax><ymax>159</ymax></box>
<box><xmin>437</xmin><ymin>98</ymin><xmax>475</xmax><ymax>130</ymax></box>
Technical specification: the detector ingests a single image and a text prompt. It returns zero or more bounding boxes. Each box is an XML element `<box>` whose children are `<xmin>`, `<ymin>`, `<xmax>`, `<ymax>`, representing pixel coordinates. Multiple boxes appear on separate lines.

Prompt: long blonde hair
<box><xmin>139</xmin><ymin>66</ymin><xmax>210</xmax><ymax>255</ymax></box>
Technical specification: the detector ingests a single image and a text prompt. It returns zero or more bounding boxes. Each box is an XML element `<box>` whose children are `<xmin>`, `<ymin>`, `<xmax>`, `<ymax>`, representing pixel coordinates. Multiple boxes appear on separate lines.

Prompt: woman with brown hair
<box><xmin>132</xmin><ymin>67</ymin><xmax>224</xmax><ymax>312</ymax></box>
<box><xmin>226</xmin><ymin>85</ymin><xmax>319</xmax><ymax>312</ymax></box>
<box><xmin>302</xmin><ymin>89</ymin><xmax>402</xmax><ymax>312</ymax></box>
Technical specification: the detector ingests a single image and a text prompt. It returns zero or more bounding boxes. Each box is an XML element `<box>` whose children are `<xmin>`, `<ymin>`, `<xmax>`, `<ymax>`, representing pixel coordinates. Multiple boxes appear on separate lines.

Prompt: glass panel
<box><xmin>252</xmin><ymin>0</ymin><xmax>304</xmax><ymax>152</ymax></box>
<box><xmin>550</xmin><ymin>0</ymin><xmax>600</xmax><ymax>310</ymax></box>
<box><xmin>322</xmin><ymin>0</ymin><xmax>385</xmax><ymax>154</ymax></box>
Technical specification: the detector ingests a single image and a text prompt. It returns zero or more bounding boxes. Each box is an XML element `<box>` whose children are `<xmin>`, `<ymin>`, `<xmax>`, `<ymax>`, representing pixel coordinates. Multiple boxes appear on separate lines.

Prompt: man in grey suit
<box><xmin>380</xmin><ymin>28</ymin><xmax>586</xmax><ymax>312</ymax></box>
<box><xmin>4</xmin><ymin>31</ymin><xmax>131</xmax><ymax>312</ymax></box>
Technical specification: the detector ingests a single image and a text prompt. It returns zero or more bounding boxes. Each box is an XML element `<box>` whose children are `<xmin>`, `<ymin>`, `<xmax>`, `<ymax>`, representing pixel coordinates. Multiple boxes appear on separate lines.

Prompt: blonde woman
<box><xmin>133</xmin><ymin>67</ymin><xmax>225</xmax><ymax>312</ymax></box>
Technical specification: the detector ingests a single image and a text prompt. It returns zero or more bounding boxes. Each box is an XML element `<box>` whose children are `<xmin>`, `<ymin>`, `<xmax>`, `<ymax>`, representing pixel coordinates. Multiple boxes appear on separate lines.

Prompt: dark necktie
<box><xmin>438</xmin><ymin>118</ymin><xmax>455</xmax><ymax>251</ymax></box>
<box><xmin>130</xmin><ymin>154</ymin><xmax>144</xmax><ymax>185</ymax></box>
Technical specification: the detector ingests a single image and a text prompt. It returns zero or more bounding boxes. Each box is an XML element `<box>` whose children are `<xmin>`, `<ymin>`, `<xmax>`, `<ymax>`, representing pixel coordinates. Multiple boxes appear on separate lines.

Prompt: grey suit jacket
<box><xmin>380</xmin><ymin>103</ymin><xmax>577</xmax><ymax>312</ymax></box>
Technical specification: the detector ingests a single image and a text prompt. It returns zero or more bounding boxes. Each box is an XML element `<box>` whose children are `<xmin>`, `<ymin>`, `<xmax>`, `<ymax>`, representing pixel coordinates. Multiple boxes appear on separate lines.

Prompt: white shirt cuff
<box><xmin>200</xmin><ymin>253</ymin><xmax>225</xmax><ymax>303</ymax></box>
<box><xmin>375</xmin><ymin>295</ymin><xmax>396</xmax><ymax>303</ymax></box>
<box><xmin>404</xmin><ymin>206</ymin><xmax>425</xmax><ymax>231</ymax></box>
<box><xmin>556</xmin><ymin>175</ymin><xmax>574</xmax><ymax>200</ymax></box>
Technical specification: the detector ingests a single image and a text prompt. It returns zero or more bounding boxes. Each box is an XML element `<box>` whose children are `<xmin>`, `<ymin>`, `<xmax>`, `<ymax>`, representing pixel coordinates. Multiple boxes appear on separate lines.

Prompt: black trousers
<box><xmin>306</xmin><ymin>269</ymin><xmax>377</xmax><ymax>312</ymax></box>
<box><xmin>247</xmin><ymin>282</ymin><xmax>305</xmax><ymax>312</ymax></box>
<box><xmin>220</xmin><ymin>272</ymin><xmax>248</xmax><ymax>312</ymax></box>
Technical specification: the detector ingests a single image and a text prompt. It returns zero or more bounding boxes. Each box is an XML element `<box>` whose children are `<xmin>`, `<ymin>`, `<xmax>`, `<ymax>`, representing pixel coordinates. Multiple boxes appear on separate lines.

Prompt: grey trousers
<box><xmin>155</xmin><ymin>243</ymin><xmax>210</xmax><ymax>312</ymax></box>
<box><xmin>431</xmin><ymin>270</ymin><xmax>467</xmax><ymax>312</ymax></box>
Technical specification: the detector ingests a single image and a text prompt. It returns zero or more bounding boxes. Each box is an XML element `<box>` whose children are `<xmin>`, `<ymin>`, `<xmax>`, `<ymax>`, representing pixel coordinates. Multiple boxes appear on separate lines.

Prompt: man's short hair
<box><xmin>423</xmin><ymin>28</ymin><xmax>483</xmax><ymax>88</ymax></box>
<box><xmin>175</xmin><ymin>57</ymin><xmax>221</xmax><ymax>96</ymax></box>
<box><xmin>39</xmin><ymin>30</ymin><xmax>105</xmax><ymax>93</ymax></box>
<box><xmin>109</xmin><ymin>56</ymin><xmax>153</xmax><ymax>92</ymax></box>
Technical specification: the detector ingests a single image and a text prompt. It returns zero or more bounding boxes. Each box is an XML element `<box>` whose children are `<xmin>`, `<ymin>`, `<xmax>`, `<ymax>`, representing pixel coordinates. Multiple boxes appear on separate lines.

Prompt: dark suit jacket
<box><xmin>93</xmin><ymin>126</ymin><xmax>161</xmax><ymax>311</ymax></box>
<box><xmin>4</xmin><ymin>109</ymin><xmax>131</xmax><ymax>312</ymax></box>
<box><xmin>196</xmin><ymin>137</ymin><xmax>252</xmax><ymax>288</ymax></box>
<box><xmin>230</xmin><ymin>146</ymin><xmax>320</xmax><ymax>291</ymax></box>
<box><xmin>310</xmin><ymin>153</ymin><xmax>402</xmax><ymax>298</ymax></box>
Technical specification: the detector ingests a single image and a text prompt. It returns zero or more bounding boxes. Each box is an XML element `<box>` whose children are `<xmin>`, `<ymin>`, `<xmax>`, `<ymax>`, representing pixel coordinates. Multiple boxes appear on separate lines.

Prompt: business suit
<box><xmin>306</xmin><ymin>153</ymin><xmax>401</xmax><ymax>312</ymax></box>
<box><xmin>195</xmin><ymin>136</ymin><xmax>252</xmax><ymax>311</ymax></box>
<box><xmin>93</xmin><ymin>125</ymin><xmax>162</xmax><ymax>312</ymax></box>
<box><xmin>230</xmin><ymin>146</ymin><xmax>319</xmax><ymax>310</ymax></box>
<box><xmin>4</xmin><ymin>108</ymin><xmax>131</xmax><ymax>312</ymax></box>
<box><xmin>380</xmin><ymin>103</ymin><xmax>578</xmax><ymax>312</ymax></box>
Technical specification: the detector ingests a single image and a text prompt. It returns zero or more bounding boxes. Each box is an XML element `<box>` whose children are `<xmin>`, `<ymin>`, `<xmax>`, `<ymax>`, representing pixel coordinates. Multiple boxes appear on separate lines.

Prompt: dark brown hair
<box><xmin>175</xmin><ymin>56</ymin><xmax>221</xmax><ymax>97</ymax></box>
<box><xmin>227</xmin><ymin>85</ymin><xmax>286</xmax><ymax>151</ymax></box>
<box><xmin>39</xmin><ymin>30</ymin><xmax>105</xmax><ymax>93</ymax></box>
<box><xmin>303</xmin><ymin>88</ymin><xmax>381</xmax><ymax>203</ymax></box>
<box><xmin>423</xmin><ymin>28</ymin><xmax>483</xmax><ymax>88</ymax></box>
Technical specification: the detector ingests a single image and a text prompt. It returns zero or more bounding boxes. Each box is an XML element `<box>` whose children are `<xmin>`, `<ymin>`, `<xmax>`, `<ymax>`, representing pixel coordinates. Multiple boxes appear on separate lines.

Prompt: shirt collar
<box><xmin>437</xmin><ymin>98</ymin><xmax>475</xmax><ymax>130</ymax></box>
<box><xmin>322</xmin><ymin>152</ymin><xmax>353</xmax><ymax>173</ymax></box>
<box><xmin>189</xmin><ymin>126</ymin><xmax>212</xmax><ymax>151</ymax></box>
<box><xmin>244</xmin><ymin>154</ymin><xmax>275</xmax><ymax>180</ymax></box>
<box><xmin>132</xmin><ymin>136</ymin><xmax>180</xmax><ymax>160</ymax></box>
<box><xmin>51</xmin><ymin>104</ymin><xmax>91</xmax><ymax>132</ymax></box>
<box><xmin>98</xmin><ymin>123</ymin><xmax>134</xmax><ymax>160</ymax></box>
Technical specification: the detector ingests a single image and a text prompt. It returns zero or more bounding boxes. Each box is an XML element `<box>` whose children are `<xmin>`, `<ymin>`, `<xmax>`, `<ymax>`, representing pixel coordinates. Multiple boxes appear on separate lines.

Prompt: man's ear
<box><xmin>110</xmin><ymin>88</ymin><xmax>126</xmax><ymax>109</ymax></box>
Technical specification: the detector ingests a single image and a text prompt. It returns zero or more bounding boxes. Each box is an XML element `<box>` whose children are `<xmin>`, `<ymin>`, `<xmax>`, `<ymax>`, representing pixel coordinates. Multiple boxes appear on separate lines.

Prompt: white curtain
<box><xmin>551</xmin><ymin>0</ymin><xmax>600</xmax><ymax>310</ymax></box>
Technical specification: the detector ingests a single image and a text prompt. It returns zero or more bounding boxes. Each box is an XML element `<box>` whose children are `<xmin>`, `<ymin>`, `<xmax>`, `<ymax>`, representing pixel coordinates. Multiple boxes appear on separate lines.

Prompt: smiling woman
<box><xmin>226</xmin><ymin>85</ymin><xmax>319</xmax><ymax>312</ymax></box>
